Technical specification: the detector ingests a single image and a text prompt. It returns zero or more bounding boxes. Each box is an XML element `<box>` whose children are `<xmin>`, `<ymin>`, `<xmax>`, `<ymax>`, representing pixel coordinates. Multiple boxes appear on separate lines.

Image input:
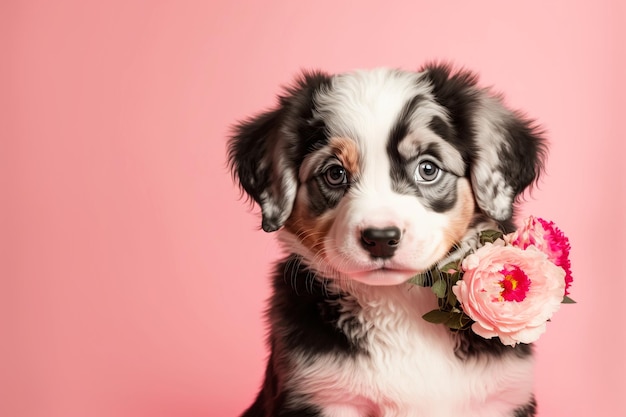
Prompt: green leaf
<box><xmin>439</xmin><ymin>262</ymin><xmax>459</xmax><ymax>273</ymax></box>
<box><xmin>422</xmin><ymin>309</ymin><xmax>453</xmax><ymax>324</ymax></box>
<box><xmin>408</xmin><ymin>273</ymin><xmax>429</xmax><ymax>287</ymax></box>
<box><xmin>446</xmin><ymin>286</ymin><xmax>458</xmax><ymax>308</ymax></box>
<box><xmin>431</xmin><ymin>278</ymin><xmax>447</xmax><ymax>299</ymax></box>
<box><xmin>480</xmin><ymin>229</ymin><xmax>504</xmax><ymax>244</ymax></box>
<box><xmin>444</xmin><ymin>312</ymin><xmax>473</xmax><ymax>330</ymax></box>
<box><xmin>432</xmin><ymin>270</ymin><xmax>455</xmax><ymax>285</ymax></box>
<box><xmin>562</xmin><ymin>295</ymin><xmax>577</xmax><ymax>304</ymax></box>
<box><xmin>422</xmin><ymin>310</ymin><xmax>473</xmax><ymax>330</ymax></box>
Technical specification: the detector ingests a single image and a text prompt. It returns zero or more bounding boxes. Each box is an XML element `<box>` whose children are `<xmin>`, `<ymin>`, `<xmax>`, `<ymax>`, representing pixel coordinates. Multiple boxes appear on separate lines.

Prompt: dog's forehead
<box><xmin>309</xmin><ymin>68</ymin><xmax>464</xmax><ymax>175</ymax></box>
<box><xmin>314</xmin><ymin>69</ymin><xmax>429</xmax><ymax>140</ymax></box>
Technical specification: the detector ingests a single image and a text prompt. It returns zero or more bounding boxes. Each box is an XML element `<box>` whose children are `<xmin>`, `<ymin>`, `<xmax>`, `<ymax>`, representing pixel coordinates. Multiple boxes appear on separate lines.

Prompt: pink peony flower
<box><xmin>452</xmin><ymin>242</ymin><xmax>566</xmax><ymax>346</ymax></box>
<box><xmin>506</xmin><ymin>216</ymin><xmax>573</xmax><ymax>295</ymax></box>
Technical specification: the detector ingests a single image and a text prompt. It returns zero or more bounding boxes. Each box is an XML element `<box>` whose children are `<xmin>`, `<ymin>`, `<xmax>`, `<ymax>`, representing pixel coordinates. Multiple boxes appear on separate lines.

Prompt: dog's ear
<box><xmin>228</xmin><ymin>72</ymin><xmax>332</xmax><ymax>232</ymax></box>
<box><xmin>423</xmin><ymin>64</ymin><xmax>546</xmax><ymax>221</ymax></box>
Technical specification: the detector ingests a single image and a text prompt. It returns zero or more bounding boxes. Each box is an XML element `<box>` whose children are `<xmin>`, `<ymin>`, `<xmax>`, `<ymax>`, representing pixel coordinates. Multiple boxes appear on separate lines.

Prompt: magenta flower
<box><xmin>506</xmin><ymin>216</ymin><xmax>573</xmax><ymax>295</ymax></box>
<box><xmin>452</xmin><ymin>242</ymin><xmax>566</xmax><ymax>346</ymax></box>
<box><xmin>498</xmin><ymin>265</ymin><xmax>531</xmax><ymax>302</ymax></box>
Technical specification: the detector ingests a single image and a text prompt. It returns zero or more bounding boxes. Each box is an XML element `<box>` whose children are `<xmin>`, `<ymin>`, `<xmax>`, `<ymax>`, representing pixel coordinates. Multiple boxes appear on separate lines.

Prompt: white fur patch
<box><xmin>290</xmin><ymin>283</ymin><xmax>534</xmax><ymax>417</ymax></box>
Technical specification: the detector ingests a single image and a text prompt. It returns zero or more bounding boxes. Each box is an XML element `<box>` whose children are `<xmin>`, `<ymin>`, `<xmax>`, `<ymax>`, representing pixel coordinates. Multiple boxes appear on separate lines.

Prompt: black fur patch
<box><xmin>387</xmin><ymin>95</ymin><xmax>460</xmax><ymax>213</ymax></box>
<box><xmin>241</xmin><ymin>349</ymin><xmax>323</xmax><ymax>417</ymax></box>
<box><xmin>454</xmin><ymin>329</ymin><xmax>533</xmax><ymax>360</ymax></box>
<box><xmin>306</xmin><ymin>177</ymin><xmax>332</xmax><ymax>216</ymax></box>
<box><xmin>428</xmin><ymin>115</ymin><xmax>454</xmax><ymax>141</ymax></box>
<box><xmin>513</xmin><ymin>397</ymin><xmax>537</xmax><ymax>417</ymax></box>
<box><xmin>228</xmin><ymin>71</ymin><xmax>333</xmax><ymax>231</ymax></box>
<box><xmin>310</xmin><ymin>176</ymin><xmax>347</xmax><ymax>214</ymax></box>
<box><xmin>228</xmin><ymin>107</ymin><xmax>285</xmax><ymax>206</ymax></box>
<box><xmin>240</xmin><ymin>257</ymin><xmax>366</xmax><ymax>416</ymax></box>
<box><xmin>268</xmin><ymin>256</ymin><xmax>367</xmax><ymax>357</ymax></box>
<box><xmin>387</xmin><ymin>94</ymin><xmax>424</xmax><ymax>185</ymax></box>
<box><xmin>420</xmin><ymin>64</ymin><xmax>480</xmax><ymax>155</ymax></box>
<box><xmin>495</xmin><ymin>117</ymin><xmax>546</xmax><ymax>196</ymax></box>
<box><xmin>284</xmin><ymin>73</ymin><xmax>334</xmax><ymax>168</ymax></box>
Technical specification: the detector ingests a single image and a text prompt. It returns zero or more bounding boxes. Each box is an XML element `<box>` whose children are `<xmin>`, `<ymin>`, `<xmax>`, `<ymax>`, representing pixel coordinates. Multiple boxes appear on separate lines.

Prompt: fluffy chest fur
<box><xmin>270</xmin><ymin>262</ymin><xmax>534</xmax><ymax>417</ymax></box>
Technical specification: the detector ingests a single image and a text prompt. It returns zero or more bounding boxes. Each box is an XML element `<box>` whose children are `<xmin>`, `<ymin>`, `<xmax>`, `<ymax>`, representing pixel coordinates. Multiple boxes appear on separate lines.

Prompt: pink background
<box><xmin>3</xmin><ymin>1</ymin><xmax>625</xmax><ymax>416</ymax></box>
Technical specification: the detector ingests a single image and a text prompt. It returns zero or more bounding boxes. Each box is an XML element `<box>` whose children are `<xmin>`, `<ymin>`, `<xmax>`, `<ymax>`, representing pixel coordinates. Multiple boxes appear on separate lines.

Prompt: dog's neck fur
<box><xmin>277</xmin><ymin>251</ymin><xmax>531</xmax><ymax>359</ymax></box>
<box><xmin>269</xmin><ymin>256</ymin><xmax>535</xmax><ymax>416</ymax></box>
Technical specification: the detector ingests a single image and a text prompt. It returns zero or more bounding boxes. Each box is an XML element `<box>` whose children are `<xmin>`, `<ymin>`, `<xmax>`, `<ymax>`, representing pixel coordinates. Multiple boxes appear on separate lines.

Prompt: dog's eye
<box><xmin>323</xmin><ymin>165</ymin><xmax>348</xmax><ymax>187</ymax></box>
<box><xmin>415</xmin><ymin>160</ymin><xmax>441</xmax><ymax>183</ymax></box>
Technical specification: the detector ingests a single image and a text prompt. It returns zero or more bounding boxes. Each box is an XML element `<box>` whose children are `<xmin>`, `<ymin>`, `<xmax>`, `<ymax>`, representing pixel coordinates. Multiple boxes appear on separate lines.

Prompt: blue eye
<box><xmin>324</xmin><ymin>165</ymin><xmax>348</xmax><ymax>187</ymax></box>
<box><xmin>415</xmin><ymin>160</ymin><xmax>441</xmax><ymax>183</ymax></box>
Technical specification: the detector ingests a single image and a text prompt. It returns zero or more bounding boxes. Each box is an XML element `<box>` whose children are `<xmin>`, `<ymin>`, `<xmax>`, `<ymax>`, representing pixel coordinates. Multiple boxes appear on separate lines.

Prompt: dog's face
<box><xmin>229</xmin><ymin>65</ymin><xmax>544</xmax><ymax>286</ymax></box>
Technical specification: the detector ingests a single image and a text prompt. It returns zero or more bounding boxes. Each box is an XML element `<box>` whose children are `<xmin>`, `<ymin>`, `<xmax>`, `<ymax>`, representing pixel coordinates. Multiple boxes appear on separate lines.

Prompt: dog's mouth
<box><xmin>347</xmin><ymin>265</ymin><xmax>420</xmax><ymax>286</ymax></box>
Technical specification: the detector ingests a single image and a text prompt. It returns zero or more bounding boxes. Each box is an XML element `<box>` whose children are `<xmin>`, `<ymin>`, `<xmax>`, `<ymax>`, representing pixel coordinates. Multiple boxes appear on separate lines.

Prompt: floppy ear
<box><xmin>423</xmin><ymin>64</ymin><xmax>546</xmax><ymax>221</ymax></box>
<box><xmin>228</xmin><ymin>72</ymin><xmax>332</xmax><ymax>232</ymax></box>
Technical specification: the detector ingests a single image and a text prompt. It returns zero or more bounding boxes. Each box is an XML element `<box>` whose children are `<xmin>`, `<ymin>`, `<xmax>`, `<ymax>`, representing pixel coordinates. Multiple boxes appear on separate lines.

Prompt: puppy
<box><xmin>228</xmin><ymin>64</ymin><xmax>545</xmax><ymax>417</ymax></box>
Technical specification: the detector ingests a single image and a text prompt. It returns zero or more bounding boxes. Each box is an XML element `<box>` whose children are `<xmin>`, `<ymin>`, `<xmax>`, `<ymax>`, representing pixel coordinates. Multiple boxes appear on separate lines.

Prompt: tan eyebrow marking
<box><xmin>329</xmin><ymin>137</ymin><xmax>360</xmax><ymax>177</ymax></box>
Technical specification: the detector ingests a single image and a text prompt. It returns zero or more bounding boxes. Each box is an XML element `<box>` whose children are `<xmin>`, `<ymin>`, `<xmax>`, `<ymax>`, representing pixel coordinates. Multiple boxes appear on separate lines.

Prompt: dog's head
<box><xmin>228</xmin><ymin>64</ymin><xmax>545</xmax><ymax>286</ymax></box>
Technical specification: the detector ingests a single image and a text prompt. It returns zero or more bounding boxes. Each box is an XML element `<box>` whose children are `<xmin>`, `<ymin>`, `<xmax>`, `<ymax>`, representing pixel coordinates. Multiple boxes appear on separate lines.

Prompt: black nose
<box><xmin>360</xmin><ymin>226</ymin><xmax>402</xmax><ymax>259</ymax></box>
